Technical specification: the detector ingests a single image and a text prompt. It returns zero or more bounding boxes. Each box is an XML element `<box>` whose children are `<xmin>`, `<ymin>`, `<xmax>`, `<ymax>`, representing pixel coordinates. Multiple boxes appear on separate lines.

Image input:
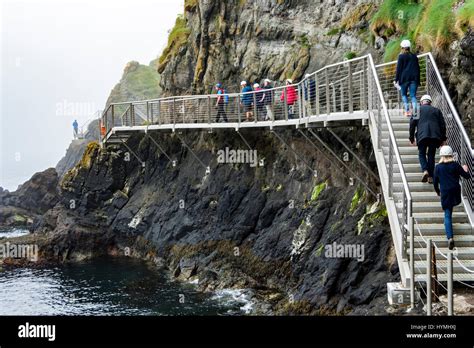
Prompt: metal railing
<box><xmin>376</xmin><ymin>53</ymin><xmax>474</xmax><ymax>223</ymax></box>
<box><xmin>101</xmin><ymin>56</ymin><xmax>369</xmax><ymax>136</ymax></box>
<box><xmin>367</xmin><ymin>55</ymin><xmax>415</xmax><ymax>305</ymax></box>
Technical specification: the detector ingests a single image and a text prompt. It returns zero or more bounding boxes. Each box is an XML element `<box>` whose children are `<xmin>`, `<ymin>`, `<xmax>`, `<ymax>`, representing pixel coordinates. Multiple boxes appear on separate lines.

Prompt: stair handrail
<box><xmin>367</xmin><ymin>54</ymin><xmax>415</xmax><ymax>305</ymax></box>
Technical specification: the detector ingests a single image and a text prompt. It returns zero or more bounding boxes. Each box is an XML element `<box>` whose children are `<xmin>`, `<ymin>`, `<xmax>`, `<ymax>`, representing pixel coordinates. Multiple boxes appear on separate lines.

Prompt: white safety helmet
<box><xmin>286</xmin><ymin>78</ymin><xmax>293</xmax><ymax>84</ymax></box>
<box><xmin>264</xmin><ymin>78</ymin><xmax>272</xmax><ymax>83</ymax></box>
<box><xmin>420</xmin><ymin>94</ymin><xmax>432</xmax><ymax>103</ymax></box>
<box><xmin>240</xmin><ymin>81</ymin><xmax>247</xmax><ymax>86</ymax></box>
<box><xmin>305</xmin><ymin>73</ymin><xmax>311</xmax><ymax>78</ymax></box>
<box><xmin>439</xmin><ymin>145</ymin><xmax>454</xmax><ymax>157</ymax></box>
<box><xmin>253</xmin><ymin>83</ymin><xmax>260</xmax><ymax>88</ymax></box>
<box><xmin>400</xmin><ymin>39</ymin><xmax>411</xmax><ymax>48</ymax></box>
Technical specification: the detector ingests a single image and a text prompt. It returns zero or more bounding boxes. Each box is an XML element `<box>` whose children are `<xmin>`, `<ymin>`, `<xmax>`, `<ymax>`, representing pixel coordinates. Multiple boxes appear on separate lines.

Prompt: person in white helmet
<box><xmin>395</xmin><ymin>39</ymin><xmax>420</xmax><ymax>117</ymax></box>
<box><xmin>253</xmin><ymin>83</ymin><xmax>265</xmax><ymax>121</ymax></box>
<box><xmin>409</xmin><ymin>94</ymin><xmax>447</xmax><ymax>183</ymax></box>
<box><xmin>433</xmin><ymin>145</ymin><xmax>471</xmax><ymax>250</ymax></box>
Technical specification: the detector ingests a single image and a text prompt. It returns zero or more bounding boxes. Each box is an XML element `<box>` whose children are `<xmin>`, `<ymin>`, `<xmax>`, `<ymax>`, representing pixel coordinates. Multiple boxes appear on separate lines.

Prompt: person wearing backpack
<box><xmin>304</xmin><ymin>74</ymin><xmax>316</xmax><ymax>115</ymax></box>
<box><xmin>433</xmin><ymin>145</ymin><xmax>471</xmax><ymax>250</ymax></box>
<box><xmin>280</xmin><ymin>79</ymin><xmax>298</xmax><ymax>119</ymax></box>
<box><xmin>254</xmin><ymin>83</ymin><xmax>265</xmax><ymax>121</ymax></box>
<box><xmin>240</xmin><ymin>81</ymin><xmax>254</xmax><ymax>121</ymax></box>
<box><xmin>262</xmin><ymin>79</ymin><xmax>274</xmax><ymax>121</ymax></box>
<box><xmin>215</xmin><ymin>83</ymin><xmax>228</xmax><ymax>123</ymax></box>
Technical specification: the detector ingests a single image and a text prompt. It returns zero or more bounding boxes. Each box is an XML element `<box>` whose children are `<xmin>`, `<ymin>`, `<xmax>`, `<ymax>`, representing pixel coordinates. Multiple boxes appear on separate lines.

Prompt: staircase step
<box><xmin>382</xmin><ymin>139</ymin><xmax>412</xmax><ymax>147</ymax></box>
<box><xmin>394</xmin><ymin>182</ymin><xmax>439</xmax><ymax>192</ymax></box>
<box><xmin>385</xmin><ymin>154</ymin><xmax>440</xmax><ymax>164</ymax></box>
<box><xmin>411</xmin><ymin>212</ymin><xmax>469</xmax><ymax>224</ymax></box>
<box><xmin>415</xmin><ymin>273</ymin><xmax>474</xmax><ymax>282</ymax></box>
<box><xmin>415</xmin><ymin>223</ymin><xmax>472</xmax><ymax>234</ymax></box>
<box><xmin>414</xmin><ymin>259</ymin><xmax>474</xmax><ymax>275</ymax></box>
<box><xmin>414</xmin><ymin>247</ymin><xmax>474</xmax><ymax>261</ymax></box>
<box><xmin>398</xmin><ymin>202</ymin><xmax>464</xmax><ymax>213</ymax></box>
<box><xmin>382</xmin><ymin>123</ymin><xmax>409</xmax><ymax>131</ymax></box>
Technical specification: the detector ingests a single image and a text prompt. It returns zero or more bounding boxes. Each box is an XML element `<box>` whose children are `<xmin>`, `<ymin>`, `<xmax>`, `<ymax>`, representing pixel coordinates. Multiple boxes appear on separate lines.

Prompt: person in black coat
<box><xmin>304</xmin><ymin>74</ymin><xmax>316</xmax><ymax>115</ymax></box>
<box><xmin>409</xmin><ymin>95</ymin><xmax>447</xmax><ymax>183</ymax></box>
<box><xmin>433</xmin><ymin>145</ymin><xmax>471</xmax><ymax>250</ymax></box>
<box><xmin>395</xmin><ymin>40</ymin><xmax>420</xmax><ymax>117</ymax></box>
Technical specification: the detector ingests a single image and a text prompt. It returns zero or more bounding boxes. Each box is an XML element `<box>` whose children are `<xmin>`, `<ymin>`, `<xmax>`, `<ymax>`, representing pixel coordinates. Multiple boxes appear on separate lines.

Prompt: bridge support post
<box><xmin>326</xmin><ymin>128</ymin><xmax>379</xmax><ymax>184</ymax></box>
<box><xmin>447</xmin><ymin>251</ymin><xmax>454</xmax><ymax>316</ymax></box>
<box><xmin>348</xmin><ymin>61</ymin><xmax>353</xmax><ymax>113</ymax></box>
<box><xmin>145</xmin><ymin>133</ymin><xmax>173</xmax><ymax>164</ymax></box>
<box><xmin>271</xmin><ymin>130</ymin><xmax>316</xmax><ymax>177</ymax></box>
<box><xmin>325</xmin><ymin>70</ymin><xmax>330</xmax><ymax>115</ymax></box>
<box><xmin>119</xmin><ymin>138</ymin><xmax>145</xmax><ymax>168</ymax></box>
<box><xmin>306</xmin><ymin>129</ymin><xmax>377</xmax><ymax>197</ymax></box>
<box><xmin>175</xmin><ymin>133</ymin><xmax>211</xmax><ymax>175</ymax></box>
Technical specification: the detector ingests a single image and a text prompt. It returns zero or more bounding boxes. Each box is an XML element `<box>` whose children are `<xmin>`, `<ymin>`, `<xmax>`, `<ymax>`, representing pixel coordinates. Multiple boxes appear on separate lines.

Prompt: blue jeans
<box><xmin>418</xmin><ymin>139</ymin><xmax>437</xmax><ymax>177</ymax></box>
<box><xmin>444</xmin><ymin>207</ymin><xmax>453</xmax><ymax>239</ymax></box>
<box><xmin>400</xmin><ymin>81</ymin><xmax>418</xmax><ymax>114</ymax></box>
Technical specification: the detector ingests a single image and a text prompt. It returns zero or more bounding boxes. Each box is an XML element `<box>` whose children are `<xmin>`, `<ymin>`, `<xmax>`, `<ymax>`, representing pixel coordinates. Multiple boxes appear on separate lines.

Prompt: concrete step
<box><xmin>414</xmin><ymin>259</ymin><xmax>474</xmax><ymax>275</ymax></box>
<box><xmin>415</xmin><ymin>273</ymin><xmax>474</xmax><ymax>282</ymax></box>
<box><xmin>396</xmin><ymin>202</ymin><xmax>464</xmax><ymax>213</ymax></box>
<box><xmin>382</xmin><ymin>138</ymin><xmax>412</xmax><ymax>147</ymax></box>
<box><xmin>382</xmin><ymin>130</ymin><xmax>409</xmax><ymax>138</ymax></box>
<box><xmin>382</xmin><ymin>123</ymin><xmax>409</xmax><ymax>131</ymax></box>
<box><xmin>414</xmin><ymin>235</ymin><xmax>474</xmax><ymax>248</ymax></box>
<box><xmin>402</xmin><ymin>191</ymin><xmax>440</xmax><ymax>202</ymax></box>
<box><xmin>414</xmin><ymin>247</ymin><xmax>474</xmax><ymax>261</ymax></box>
<box><xmin>394</xmin><ymin>172</ymin><xmax>431</xmax><ymax>181</ymax></box>
<box><xmin>393</xmin><ymin>163</ymin><xmax>422</xmax><ymax>173</ymax></box>
<box><xmin>415</xmin><ymin>223</ymin><xmax>473</xmax><ymax>234</ymax></box>
<box><xmin>385</xmin><ymin>154</ymin><xmax>440</xmax><ymax>164</ymax></box>
<box><xmin>411</xmin><ymin>212</ymin><xmax>469</xmax><ymax>224</ymax></box>
<box><xmin>394</xmin><ymin>182</ymin><xmax>439</xmax><ymax>192</ymax></box>
<box><xmin>388</xmin><ymin>116</ymin><xmax>410</xmax><ymax>124</ymax></box>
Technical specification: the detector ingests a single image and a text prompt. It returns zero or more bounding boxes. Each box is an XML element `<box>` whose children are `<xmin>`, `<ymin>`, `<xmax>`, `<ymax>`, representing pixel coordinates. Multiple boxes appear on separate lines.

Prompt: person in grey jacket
<box><xmin>409</xmin><ymin>95</ymin><xmax>447</xmax><ymax>183</ymax></box>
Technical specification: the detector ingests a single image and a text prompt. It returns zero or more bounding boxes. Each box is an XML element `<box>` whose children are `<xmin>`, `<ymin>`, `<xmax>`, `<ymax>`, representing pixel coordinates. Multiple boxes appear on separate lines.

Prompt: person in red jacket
<box><xmin>280</xmin><ymin>79</ymin><xmax>298</xmax><ymax>119</ymax></box>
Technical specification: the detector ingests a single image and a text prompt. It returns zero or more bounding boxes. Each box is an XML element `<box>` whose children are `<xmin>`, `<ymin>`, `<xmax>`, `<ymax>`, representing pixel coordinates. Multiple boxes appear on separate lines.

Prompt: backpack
<box><xmin>218</xmin><ymin>88</ymin><xmax>229</xmax><ymax>104</ymax></box>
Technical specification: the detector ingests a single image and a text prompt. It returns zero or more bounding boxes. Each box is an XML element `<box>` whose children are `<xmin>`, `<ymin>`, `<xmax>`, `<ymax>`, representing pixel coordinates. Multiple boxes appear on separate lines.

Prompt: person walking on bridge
<box><xmin>409</xmin><ymin>95</ymin><xmax>447</xmax><ymax>184</ymax></box>
<box><xmin>215</xmin><ymin>83</ymin><xmax>228</xmax><ymax>123</ymax></box>
<box><xmin>240</xmin><ymin>81</ymin><xmax>254</xmax><ymax>121</ymax></box>
<box><xmin>304</xmin><ymin>74</ymin><xmax>316</xmax><ymax>116</ymax></box>
<box><xmin>433</xmin><ymin>145</ymin><xmax>471</xmax><ymax>250</ymax></box>
<box><xmin>254</xmin><ymin>83</ymin><xmax>265</xmax><ymax>121</ymax></box>
<box><xmin>72</xmin><ymin>119</ymin><xmax>79</xmax><ymax>139</ymax></box>
<box><xmin>280</xmin><ymin>79</ymin><xmax>298</xmax><ymax>119</ymax></box>
<box><xmin>262</xmin><ymin>79</ymin><xmax>274</xmax><ymax>121</ymax></box>
<box><xmin>395</xmin><ymin>39</ymin><xmax>420</xmax><ymax>117</ymax></box>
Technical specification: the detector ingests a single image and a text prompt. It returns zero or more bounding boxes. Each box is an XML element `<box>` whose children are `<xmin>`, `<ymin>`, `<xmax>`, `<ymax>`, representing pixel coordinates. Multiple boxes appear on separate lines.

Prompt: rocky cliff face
<box><xmin>158</xmin><ymin>0</ymin><xmax>472</xmax><ymax>138</ymax></box>
<box><xmin>0</xmin><ymin>168</ymin><xmax>59</xmax><ymax>228</ymax></box>
<box><xmin>159</xmin><ymin>0</ymin><xmax>380</xmax><ymax>94</ymax></box>
<box><xmin>28</xmin><ymin>126</ymin><xmax>398</xmax><ymax>314</ymax></box>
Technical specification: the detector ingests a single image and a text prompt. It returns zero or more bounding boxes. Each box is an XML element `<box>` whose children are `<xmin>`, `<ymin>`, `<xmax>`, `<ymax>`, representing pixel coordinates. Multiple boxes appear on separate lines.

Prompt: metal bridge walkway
<box><xmin>101</xmin><ymin>53</ymin><xmax>474</xmax><ymax>307</ymax></box>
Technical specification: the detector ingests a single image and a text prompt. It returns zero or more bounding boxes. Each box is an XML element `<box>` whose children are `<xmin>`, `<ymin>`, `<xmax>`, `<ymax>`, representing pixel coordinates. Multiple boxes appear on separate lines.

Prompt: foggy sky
<box><xmin>1</xmin><ymin>0</ymin><xmax>182</xmax><ymax>190</ymax></box>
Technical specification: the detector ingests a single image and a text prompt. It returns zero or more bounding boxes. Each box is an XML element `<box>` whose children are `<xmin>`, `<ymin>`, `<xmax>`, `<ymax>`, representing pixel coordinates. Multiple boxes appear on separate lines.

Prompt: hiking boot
<box><xmin>428</xmin><ymin>177</ymin><xmax>433</xmax><ymax>184</ymax></box>
<box><xmin>448</xmin><ymin>238</ymin><xmax>455</xmax><ymax>250</ymax></box>
<box><xmin>421</xmin><ymin>171</ymin><xmax>429</xmax><ymax>183</ymax></box>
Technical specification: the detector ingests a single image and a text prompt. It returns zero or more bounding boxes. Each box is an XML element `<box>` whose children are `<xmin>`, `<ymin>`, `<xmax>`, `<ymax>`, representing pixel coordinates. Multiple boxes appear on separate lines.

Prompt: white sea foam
<box><xmin>212</xmin><ymin>289</ymin><xmax>254</xmax><ymax>314</ymax></box>
<box><xmin>0</xmin><ymin>229</ymin><xmax>30</xmax><ymax>239</ymax></box>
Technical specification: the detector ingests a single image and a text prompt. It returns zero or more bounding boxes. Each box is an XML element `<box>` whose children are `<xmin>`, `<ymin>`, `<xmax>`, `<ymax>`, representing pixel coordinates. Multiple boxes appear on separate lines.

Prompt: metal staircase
<box><xmin>101</xmin><ymin>53</ymin><xmax>474</xmax><ymax>308</ymax></box>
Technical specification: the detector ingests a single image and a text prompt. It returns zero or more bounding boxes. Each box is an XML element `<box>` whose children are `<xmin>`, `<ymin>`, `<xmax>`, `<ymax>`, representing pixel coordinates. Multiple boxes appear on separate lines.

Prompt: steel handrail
<box><xmin>376</xmin><ymin>53</ymin><xmax>472</xmax><ymax>154</ymax></box>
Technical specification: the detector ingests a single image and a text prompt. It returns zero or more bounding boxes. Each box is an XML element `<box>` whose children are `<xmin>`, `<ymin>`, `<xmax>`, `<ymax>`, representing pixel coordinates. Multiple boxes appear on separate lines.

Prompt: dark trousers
<box><xmin>418</xmin><ymin>138</ymin><xmax>438</xmax><ymax>177</ymax></box>
<box><xmin>216</xmin><ymin>103</ymin><xmax>228</xmax><ymax>122</ymax></box>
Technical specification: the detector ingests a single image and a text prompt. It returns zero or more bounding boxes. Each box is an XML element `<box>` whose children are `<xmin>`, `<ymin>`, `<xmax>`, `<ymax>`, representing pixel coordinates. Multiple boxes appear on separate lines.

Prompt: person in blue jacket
<box><xmin>73</xmin><ymin>120</ymin><xmax>79</xmax><ymax>139</ymax></box>
<box><xmin>240</xmin><ymin>81</ymin><xmax>254</xmax><ymax>121</ymax></box>
<box><xmin>433</xmin><ymin>145</ymin><xmax>471</xmax><ymax>250</ymax></box>
<box><xmin>395</xmin><ymin>39</ymin><xmax>420</xmax><ymax>117</ymax></box>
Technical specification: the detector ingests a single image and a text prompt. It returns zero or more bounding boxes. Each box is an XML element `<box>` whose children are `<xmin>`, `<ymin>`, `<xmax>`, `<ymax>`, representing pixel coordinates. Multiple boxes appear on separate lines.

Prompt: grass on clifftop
<box><xmin>158</xmin><ymin>15</ymin><xmax>191</xmax><ymax>73</ymax></box>
<box><xmin>371</xmin><ymin>0</ymin><xmax>474</xmax><ymax>62</ymax></box>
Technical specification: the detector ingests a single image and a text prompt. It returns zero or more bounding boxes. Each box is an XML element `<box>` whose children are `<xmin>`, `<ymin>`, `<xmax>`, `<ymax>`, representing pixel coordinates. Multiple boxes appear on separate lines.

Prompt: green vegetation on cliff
<box><xmin>107</xmin><ymin>61</ymin><xmax>161</xmax><ymax>104</ymax></box>
<box><xmin>371</xmin><ymin>0</ymin><xmax>474</xmax><ymax>61</ymax></box>
<box><xmin>158</xmin><ymin>15</ymin><xmax>191</xmax><ymax>73</ymax></box>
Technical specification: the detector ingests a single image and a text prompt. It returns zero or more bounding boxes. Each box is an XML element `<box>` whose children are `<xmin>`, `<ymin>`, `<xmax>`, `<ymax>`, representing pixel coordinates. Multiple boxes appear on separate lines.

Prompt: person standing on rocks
<box><xmin>280</xmin><ymin>79</ymin><xmax>298</xmax><ymax>119</ymax></box>
<box><xmin>409</xmin><ymin>94</ymin><xmax>447</xmax><ymax>184</ymax></box>
<box><xmin>72</xmin><ymin>119</ymin><xmax>79</xmax><ymax>139</ymax></box>
<box><xmin>395</xmin><ymin>39</ymin><xmax>420</xmax><ymax>117</ymax></box>
<box><xmin>262</xmin><ymin>79</ymin><xmax>274</xmax><ymax>121</ymax></box>
<box><xmin>433</xmin><ymin>145</ymin><xmax>471</xmax><ymax>250</ymax></box>
<box><xmin>240</xmin><ymin>81</ymin><xmax>254</xmax><ymax>121</ymax></box>
<box><xmin>215</xmin><ymin>83</ymin><xmax>228</xmax><ymax>123</ymax></box>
